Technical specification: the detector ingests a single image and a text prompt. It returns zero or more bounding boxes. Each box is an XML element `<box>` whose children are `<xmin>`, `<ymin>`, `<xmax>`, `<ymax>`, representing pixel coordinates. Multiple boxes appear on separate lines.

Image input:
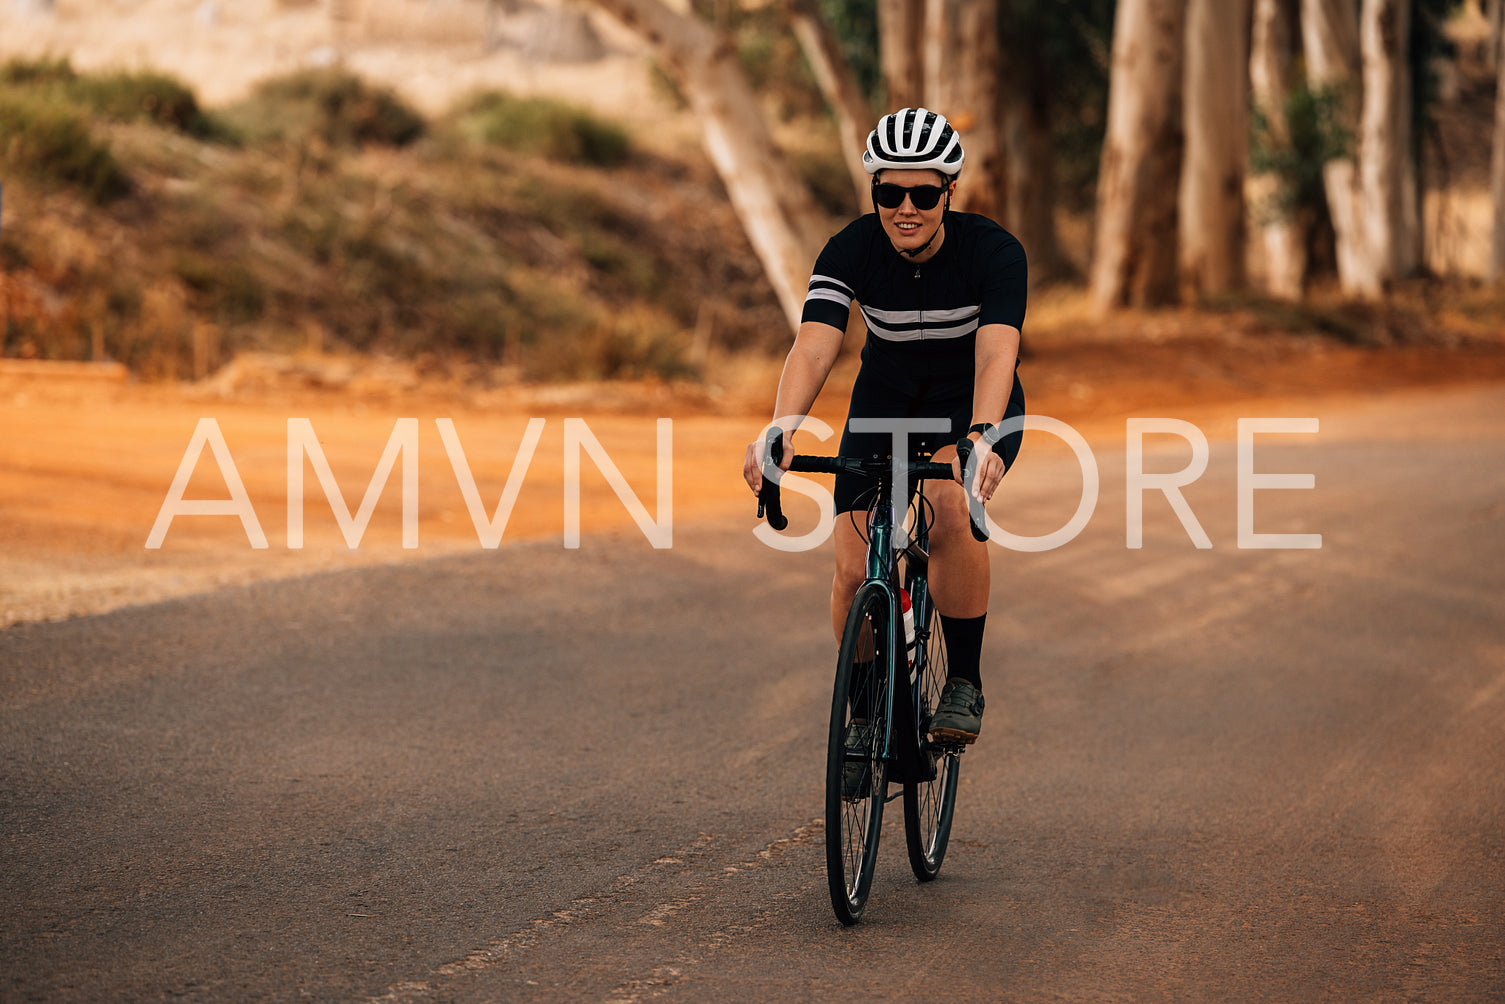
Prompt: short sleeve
<box><xmin>800</xmin><ymin>222</ymin><xmax>862</xmax><ymax>330</ymax></box>
<box><xmin>976</xmin><ymin>229</ymin><xmax>1027</xmax><ymax>331</ymax></box>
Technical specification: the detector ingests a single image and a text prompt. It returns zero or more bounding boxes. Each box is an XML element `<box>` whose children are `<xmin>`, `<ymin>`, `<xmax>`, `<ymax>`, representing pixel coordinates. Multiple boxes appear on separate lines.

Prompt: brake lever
<box><xmin>757</xmin><ymin>427</ymin><xmax>788</xmax><ymax>531</ymax></box>
<box><xmin>954</xmin><ymin>437</ymin><xmax>990</xmax><ymax>542</ymax></box>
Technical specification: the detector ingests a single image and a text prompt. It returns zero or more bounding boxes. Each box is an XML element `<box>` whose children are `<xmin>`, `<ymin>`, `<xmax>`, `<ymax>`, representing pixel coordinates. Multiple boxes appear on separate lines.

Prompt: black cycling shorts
<box><xmin>833</xmin><ymin>359</ymin><xmax>1025</xmax><ymax>515</ymax></box>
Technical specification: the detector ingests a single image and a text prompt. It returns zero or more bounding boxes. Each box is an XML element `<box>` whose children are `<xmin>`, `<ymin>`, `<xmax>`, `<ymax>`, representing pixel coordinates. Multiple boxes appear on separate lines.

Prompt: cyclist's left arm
<box><xmin>963</xmin><ymin>323</ymin><xmax>1021</xmax><ymax>502</ymax></box>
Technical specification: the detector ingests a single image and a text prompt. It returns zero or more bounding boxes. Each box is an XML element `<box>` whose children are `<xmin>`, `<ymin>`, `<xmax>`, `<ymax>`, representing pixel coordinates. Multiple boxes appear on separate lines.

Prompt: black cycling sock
<box><xmin>939</xmin><ymin>614</ymin><xmax>985</xmax><ymax>691</ymax></box>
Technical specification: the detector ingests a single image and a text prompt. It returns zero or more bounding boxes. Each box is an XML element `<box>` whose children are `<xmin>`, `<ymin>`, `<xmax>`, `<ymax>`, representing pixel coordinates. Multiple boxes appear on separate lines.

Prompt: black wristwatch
<box><xmin>968</xmin><ymin>422</ymin><xmax>994</xmax><ymax>438</ymax></box>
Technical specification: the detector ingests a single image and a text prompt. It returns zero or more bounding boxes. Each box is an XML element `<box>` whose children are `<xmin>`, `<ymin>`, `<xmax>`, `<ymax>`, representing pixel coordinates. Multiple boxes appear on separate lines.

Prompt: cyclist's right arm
<box><xmin>743</xmin><ymin>319</ymin><xmax>846</xmax><ymax>494</ymax></box>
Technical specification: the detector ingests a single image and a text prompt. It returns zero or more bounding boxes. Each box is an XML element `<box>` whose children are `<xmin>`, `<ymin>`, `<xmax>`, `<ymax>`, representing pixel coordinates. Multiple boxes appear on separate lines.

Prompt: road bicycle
<box><xmin>757</xmin><ymin>428</ymin><xmax>989</xmax><ymax>925</ymax></box>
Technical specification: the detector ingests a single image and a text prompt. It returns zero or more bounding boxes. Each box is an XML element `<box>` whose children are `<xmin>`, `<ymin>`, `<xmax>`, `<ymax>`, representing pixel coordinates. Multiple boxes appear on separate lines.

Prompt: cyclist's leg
<box><xmin>926</xmin><ymin>470</ymin><xmax>990</xmax><ymax>689</ymax></box>
<box><xmin>927</xmin><ymin>453</ymin><xmax>989</xmax><ymax>621</ymax></box>
<box><xmin>921</xmin><ymin>465</ymin><xmax>989</xmax><ymax>741</ymax></box>
<box><xmin>927</xmin><ymin>372</ymin><xmax>1026</xmax><ymax>686</ymax></box>
<box><xmin>831</xmin><ymin>518</ymin><xmax>866</xmax><ymax>641</ymax></box>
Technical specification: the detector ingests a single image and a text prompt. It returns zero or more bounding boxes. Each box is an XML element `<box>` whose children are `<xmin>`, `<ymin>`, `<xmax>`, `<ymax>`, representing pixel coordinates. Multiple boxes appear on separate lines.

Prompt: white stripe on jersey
<box><xmin>859</xmin><ymin>304</ymin><xmax>980</xmax><ymax>341</ymax></box>
<box><xmin>862</xmin><ymin>305</ymin><xmax>979</xmax><ymax>325</ymax></box>
<box><xmin>804</xmin><ymin>273</ymin><xmax>855</xmax><ymax>312</ymax></box>
<box><xmin>806</xmin><ymin>288</ymin><xmax>855</xmax><ymax>308</ymax></box>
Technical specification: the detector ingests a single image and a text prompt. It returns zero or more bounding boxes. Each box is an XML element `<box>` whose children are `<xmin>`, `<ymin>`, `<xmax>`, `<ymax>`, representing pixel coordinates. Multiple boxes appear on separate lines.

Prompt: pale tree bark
<box><xmin>1249</xmin><ymin>0</ymin><xmax>1307</xmax><ymax>297</ymax></box>
<box><xmin>1489</xmin><ymin>0</ymin><xmax>1502</xmax><ymax>68</ymax></box>
<box><xmin>784</xmin><ymin>0</ymin><xmax>873</xmax><ymax>214</ymax></box>
<box><xmin>922</xmin><ymin>0</ymin><xmax>964</xmax><ymax>117</ymax></box>
<box><xmin>1491</xmin><ymin>0</ymin><xmax>1505</xmax><ymax>281</ymax></box>
<box><xmin>1180</xmin><ymin>0</ymin><xmax>1251</xmax><ymax>298</ymax></box>
<box><xmin>586</xmin><ymin>0</ymin><xmax>827</xmax><ymax>332</ymax></box>
<box><xmin>879</xmin><ymin>0</ymin><xmax>925</xmax><ymax>110</ymax></box>
<box><xmin>1090</xmin><ymin>0</ymin><xmax>1187</xmax><ymax>312</ymax></box>
<box><xmin>1359</xmin><ymin>0</ymin><xmax>1418</xmax><ymax>283</ymax></box>
<box><xmin>1301</xmin><ymin>0</ymin><xmax>1381</xmax><ymax>296</ymax></box>
<box><xmin>920</xmin><ymin>0</ymin><xmax>1003</xmax><ymax>217</ymax></box>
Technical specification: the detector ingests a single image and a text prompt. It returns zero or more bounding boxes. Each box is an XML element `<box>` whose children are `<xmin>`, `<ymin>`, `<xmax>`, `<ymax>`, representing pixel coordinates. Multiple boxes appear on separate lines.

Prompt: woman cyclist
<box><xmin>743</xmin><ymin>107</ymin><xmax>1026</xmax><ymax>744</ymax></box>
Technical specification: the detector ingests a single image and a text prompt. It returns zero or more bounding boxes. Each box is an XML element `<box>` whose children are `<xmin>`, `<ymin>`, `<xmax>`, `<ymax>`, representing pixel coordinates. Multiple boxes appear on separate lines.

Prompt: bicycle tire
<box><xmin>903</xmin><ymin>585</ymin><xmax>960</xmax><ymax>881</ymax></box>
<box><xmin>826</xmin><ymin>581</ymin><xmax>892</xmax><ymax>925</ymax></box>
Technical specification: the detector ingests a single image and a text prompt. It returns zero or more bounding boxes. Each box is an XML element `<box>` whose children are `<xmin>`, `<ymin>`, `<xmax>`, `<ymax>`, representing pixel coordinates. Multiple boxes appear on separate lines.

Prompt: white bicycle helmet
<box><xmin>862</xmin><ymin>107</ymin><xmax>965</xmax><ymax>177</ymax></box>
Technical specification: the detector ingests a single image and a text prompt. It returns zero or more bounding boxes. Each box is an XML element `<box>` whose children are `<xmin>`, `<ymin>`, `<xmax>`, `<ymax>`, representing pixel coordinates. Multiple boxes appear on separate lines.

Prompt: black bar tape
<box><xmin>758</xmin><ymin>427</ymin><xmax>788</xmax><ymax>531</ymax></box>
<box><xmin>954</xmin><ymin>437</ymin><xmax>990</xmax><ymax>542</ymax></box>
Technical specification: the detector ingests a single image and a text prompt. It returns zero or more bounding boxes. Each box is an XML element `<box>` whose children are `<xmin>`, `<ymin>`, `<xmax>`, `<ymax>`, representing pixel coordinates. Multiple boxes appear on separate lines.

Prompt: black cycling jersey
<box><xmin>801</xmin><ymin>211</ymin><xmax>1027</xmax><ymax>382</ymax></box>
<box><xmin>800</xmin><ymin>211</ymin><xmax>1028</xmax><ymax>514</ymax></box>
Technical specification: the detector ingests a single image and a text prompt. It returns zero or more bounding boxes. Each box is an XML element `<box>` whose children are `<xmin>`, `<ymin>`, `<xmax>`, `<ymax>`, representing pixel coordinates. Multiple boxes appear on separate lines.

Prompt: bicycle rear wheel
<box><xmin>826</xmin><ymin>582</ymin><xmax>892</xmax><ymax>925</ymax></box>
<box><xmin>903</xmin><ymin>587</ymin><xmax>960</xmax><ymax>881</ymax></box>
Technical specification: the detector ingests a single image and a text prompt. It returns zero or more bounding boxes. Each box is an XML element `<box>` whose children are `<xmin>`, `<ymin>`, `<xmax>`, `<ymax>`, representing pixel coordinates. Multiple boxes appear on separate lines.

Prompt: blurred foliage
<box><xmin>1249</xmin><ymin>0</ymin><xmax>1461</xmax><ymax>239</ymax></box>
<box><xmin>760</xmin><ymin>0</ymin><xmax>1115</xmax><ymax>211</ymax></box>
<box><xmin>814</xmin><ymin>0</ymin><xmax>880</xmax><ymax>106</ymax></box>
<box><xmin>1</xmin><ymin>63</ymin><xmax>784</xmax><ymax>381</ymax></box>
<box><xmin>1250</xmin><ymin>79</ymin><xmax>1351</xmax><ymax>221</ymax></box>
<box><xmin>71</xmin><ymin>69</ymin><xmax>222</xmax><ymax>138</ymax></box>
<box><xmin>0</xmin><ymin>56</ymin><xmax>231</xmax><ymax>203</ymax></box>
<box><xmin>221</xmin><ymin>68</ymin><xmax>425</xmax><ymax>148</ymax></box>
<box><xmin>998</xmin><ymin>0</ymin><xmax>1116</xmax><ymax>212</ymax></box>
<box><xmin>1</xmin><ymin>57</ymin><xmax>222</xmax><ymax>137</ymax></box>
<box><xmin>0</xmin><ymin>91</ymin><xmax>132</xmax><ymax>203</ymax></box>
<box><xmin>450</xmin><ymin>91</ymin><xmax>631</xmax><ymax>167</ymax></box>
<box><xmin>789</xmin><ymin>143</ymin><xmax>859</xmax><ymax>216</ymax></box>
<box><xmin>1412</xmin><ymin>0</ymin><xmax>1463</xmax><ymax>162</ymax></box>
<box><xmin>690</xmin><ymin>0</ymin><xmax>825</xmax><ymax>121</ymax></box>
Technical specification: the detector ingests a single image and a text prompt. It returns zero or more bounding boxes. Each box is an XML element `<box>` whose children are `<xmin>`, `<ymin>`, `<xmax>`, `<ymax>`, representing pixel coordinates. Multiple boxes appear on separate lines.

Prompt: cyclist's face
<box><xmin>874</xmin><ymin>169</ymin><xmax>952</xmax><ymax>259</ymax></box>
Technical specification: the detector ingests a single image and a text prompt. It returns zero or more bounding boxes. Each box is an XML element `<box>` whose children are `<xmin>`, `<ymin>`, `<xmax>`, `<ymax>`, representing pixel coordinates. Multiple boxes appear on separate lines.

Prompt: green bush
<box><xmin>1</xmin><ymin>58</ymin><xmax>222</xmax><ymax>138</ymax></box>
<box><xmin>0</xmin><ymin>93</ymin><xmax>131</xmax><ymax>202</ymax></box>
<box><xmin>228</xmin><ymin>68</ymin><xmax>425</xmax><ymax>148</ymax></box>
<box><xmin>455</xmin><ymin>91</ymin><xmax>630</xmax><ymax>167</ymax></box>
<box><xmin>1250</xmin><ymin>81</ymin><xmax>1351</xmax><ymax>222</ymax></box>
<box><xmin>0</xmin><ymin>56</ymin><xmax>76</xmax><ymax>87</ymax></box>
<box><xmin>73</xmin><ymin>70</ymin><xmax>219</xmax><ymax>137</ymax></box>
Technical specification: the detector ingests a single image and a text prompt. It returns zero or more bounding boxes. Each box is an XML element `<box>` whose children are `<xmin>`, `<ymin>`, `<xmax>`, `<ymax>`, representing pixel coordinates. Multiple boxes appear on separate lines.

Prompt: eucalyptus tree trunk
<box><xmin>1179</xmin><ymin>0</ymin><xmax>1251</xmax><ymax>298</ymax></box>
<box><xmin>1489</xmin><ymin>0</ymin><xmax>1502</xmax><ymax>69</ymax></box>
<box><xmin>1090</xmin><ymin>0</ymin><xmax>1186</xmax><ymax>312</ymax></box>
<box><xmin>784</xmin><ymin>0</ymin><xmax>873</xmax><ymax>214</ymax></box>
<box><xmin>1359</xmin><ymin>0</ymin><xmax>1419</xmax><ymax>282</ymax></box>
<box><xmin>1000</xmin><ymin>87</ymin><xmax>1063</xmax><ymax>282</ymax></box>
<box><xmin>1249</xmin><ymin>0</ymin><xmax>1307</xmax><ymax>297</ymax></box>
<box><xmin>587</xmin><ymin>0</ymin><xmax>827</xmax><ymax>332</ymax></box>
<box><xmin>878</xmin><ymin>0</ymin><xmax>925</xmax><ymax>110</ymax></box>
<box><xmin>920</xmin><ymin>0</ymin><xmax>1004</xmax><ymax>217</ymax></box>
<box><xmin>1493</xmin><ymin>0</ymin><xmax>1505</xmax><ymax>282</ymax></box>
<box><xmin>994</xmin><ymin>0</ymin><xmax>1066</xmax><ymax>282</ymax></box>
<box><xmin>1303</xmin><ymin>0</ymin><xmax>1417</xmax><ymax>297</ymax></box>
<box><xmin>1301</xmin><ymin>0</ymin><xmax>1381</xmax><ymax>296</ymax></box>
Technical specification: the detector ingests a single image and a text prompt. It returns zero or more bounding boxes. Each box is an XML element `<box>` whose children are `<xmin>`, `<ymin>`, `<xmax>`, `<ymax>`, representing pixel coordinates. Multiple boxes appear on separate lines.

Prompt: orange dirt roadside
<box><xmin>3</xmin><ymin>331</ymin><xmax>1504</xmax><ymax>629</ymax></box>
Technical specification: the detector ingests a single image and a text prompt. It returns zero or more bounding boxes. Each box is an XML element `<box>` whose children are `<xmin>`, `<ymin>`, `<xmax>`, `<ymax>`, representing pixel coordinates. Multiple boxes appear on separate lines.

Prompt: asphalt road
<box><xmin>3</xmin><ymin>385</ymin><xmax>1503</xmax><ymax>1001</ymax></box>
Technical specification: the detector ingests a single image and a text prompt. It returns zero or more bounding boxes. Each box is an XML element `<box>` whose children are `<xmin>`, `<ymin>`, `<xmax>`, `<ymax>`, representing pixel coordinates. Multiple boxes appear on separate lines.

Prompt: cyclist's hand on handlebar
<box><xmin>957</xmin><ymin>433</ymin><xmax>1007</xmax><ymax>503</ymax></box>
<box><xmin>743</xmin><ymin>428</ymin><xmax>793</xmax><ymax>495</ymax></box>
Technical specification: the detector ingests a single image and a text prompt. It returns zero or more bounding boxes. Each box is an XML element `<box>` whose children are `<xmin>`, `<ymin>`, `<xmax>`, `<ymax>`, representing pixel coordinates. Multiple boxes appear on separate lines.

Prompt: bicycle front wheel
<box><xmin>826</xmin><ymin>582</ymin><xmax>892</xmax><ymax>925</ymax></box>
<box><xmin>903</xmin><ymin>588</ymin><xmax>960</xmax><ymax>881</ymax></box>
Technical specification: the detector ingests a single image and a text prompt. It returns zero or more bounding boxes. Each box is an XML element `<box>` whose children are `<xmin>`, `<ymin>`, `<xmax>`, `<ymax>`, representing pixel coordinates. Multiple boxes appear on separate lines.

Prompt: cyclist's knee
<box><xmin>833</xmin><ymin>550</ymin><xmax>863</xmax><ymax>599</ymax></box>
<box><xmin>832</xmin><ymin>518</ymin><xmax>865</xmax><ymax>597</ymax></box>
<box><xmin>928</xmin><ymin>480</ymin><xmax>973</xmax><ymax>539</ymax></box>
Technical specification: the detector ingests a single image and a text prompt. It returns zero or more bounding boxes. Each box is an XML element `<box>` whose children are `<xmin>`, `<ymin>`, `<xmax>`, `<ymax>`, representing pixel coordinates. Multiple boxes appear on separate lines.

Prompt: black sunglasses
<box><xmin>872</xmin><ymin>182</ymin><xmax>948</xmax><ymax>211</ymax></box>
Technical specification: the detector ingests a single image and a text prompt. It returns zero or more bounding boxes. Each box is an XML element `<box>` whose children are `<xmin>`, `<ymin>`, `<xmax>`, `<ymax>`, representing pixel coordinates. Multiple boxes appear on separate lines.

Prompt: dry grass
<box><xmin>0</xmin><ymin>61</ymin><xmax>785</xmax><ymax>382</ymax></box>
